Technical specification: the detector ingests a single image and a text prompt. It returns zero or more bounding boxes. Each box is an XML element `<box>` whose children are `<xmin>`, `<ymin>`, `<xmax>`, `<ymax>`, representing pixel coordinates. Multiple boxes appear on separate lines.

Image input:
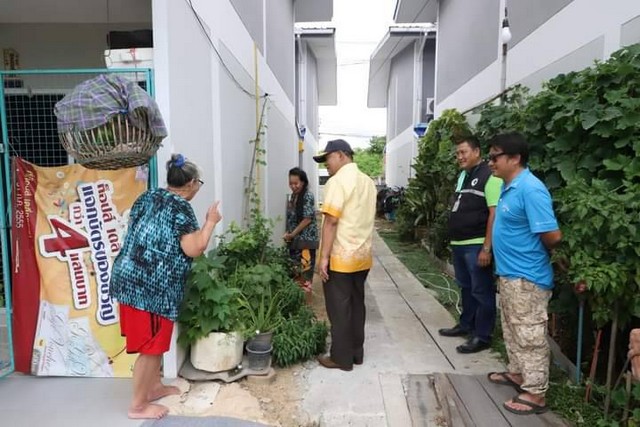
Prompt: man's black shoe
<box><xmin>456</xmin><ymin>337</ymin><xmax>491</xmax><ymax>354</ymax></box>
<box><xmin>438</xmin><ymin>324</ymin><xmax>469</xmax><ymax>337</ymax></box>
<box><xmin>317</xmin><ymin>355</ymin><xmax>353</xmax><ymax>371</ymax></box>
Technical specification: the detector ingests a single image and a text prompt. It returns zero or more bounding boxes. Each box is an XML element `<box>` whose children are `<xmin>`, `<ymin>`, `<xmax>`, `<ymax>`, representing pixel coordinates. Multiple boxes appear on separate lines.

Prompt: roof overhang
<box><xmin>394</xmin><ymin>0</ymin><xmax>439</xmax><ymax>24</ymax></box>
<box><xmin>296</xmin><ymin>26</ymin><xmax>337</xmax><ymax>106</ymax></box>
<box><xmin>367</xmin><ymin>25</ymin><xmax>436</xmax><ymax>108</ymax></box>
<box><xmin>294</xmin><ymin>0</ymin><xmax>333</xmax><ymax>23</ymax></box>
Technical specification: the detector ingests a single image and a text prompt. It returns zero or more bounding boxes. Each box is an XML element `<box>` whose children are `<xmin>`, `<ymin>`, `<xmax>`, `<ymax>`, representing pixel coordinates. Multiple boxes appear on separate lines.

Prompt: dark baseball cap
<box><xmin>313</xmin><ymin>139</ymin><xmax>354</xmax><ymax>163</ymax></box>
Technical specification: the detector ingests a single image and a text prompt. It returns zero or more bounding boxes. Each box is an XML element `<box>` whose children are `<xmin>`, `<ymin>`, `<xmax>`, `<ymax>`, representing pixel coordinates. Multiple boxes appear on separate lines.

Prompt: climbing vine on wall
<box><xmin>474</xmin><ymin>44</ymin><xmax>640</xmax><ymax>327</ymax></box>
<box><xmin>398</xmin><ymin>109</ymin><xmax>471</xmax><ymax>257</ymax></box>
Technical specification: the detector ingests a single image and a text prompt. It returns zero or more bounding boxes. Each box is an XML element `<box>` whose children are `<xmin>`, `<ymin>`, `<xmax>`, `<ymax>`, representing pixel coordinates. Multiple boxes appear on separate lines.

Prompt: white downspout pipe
<box><xmin>411</xmin><ymin>31</ymin><xmax>428</xmax><ymax>179</ymax></box>
<box><xmin>413</xmin><ymin>31</ymin><xmax>428</xmax><ymax>125</ymax></box>
<box><xmin>295</xmin><ymin>34</ymin><xmax>306</xmax><ymax>168</ymax></box>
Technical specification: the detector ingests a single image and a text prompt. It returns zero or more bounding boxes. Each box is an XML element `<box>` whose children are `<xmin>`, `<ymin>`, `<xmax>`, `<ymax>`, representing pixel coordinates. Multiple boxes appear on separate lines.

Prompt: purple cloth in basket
<box><xmin>54</xmin><ymin>74</ymin><xmax>167</xmax><ymax>138</ymax></box>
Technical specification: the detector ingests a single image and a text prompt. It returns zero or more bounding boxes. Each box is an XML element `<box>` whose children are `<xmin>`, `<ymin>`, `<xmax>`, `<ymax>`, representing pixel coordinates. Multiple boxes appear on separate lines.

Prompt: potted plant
<box><xmin>177</xmin><ymin>250</ymin><xmax>243</xmax><ymax>373</ymax></box>
<box><xmin>237</xmin><ymin>287</ymin><xmax>285</xmax><ymax>348</ymax></box>
<box><xmin>179</xmin><ymin>215</ymin><xmax>328</xmax><ymax>371</ymax></box>
<box><xmin>237</xmin><ymin>287</ymin><xmax>286</xmax><ymax>371</ymax></box>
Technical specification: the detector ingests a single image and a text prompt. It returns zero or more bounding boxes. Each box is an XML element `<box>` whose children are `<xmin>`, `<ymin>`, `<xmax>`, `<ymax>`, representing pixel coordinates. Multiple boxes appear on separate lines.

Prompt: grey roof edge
<box><xmin>294</xmin><ymin>0</ymin><xmax>333</xmax><ymax>23</ymax></box>
<box><xmin>394</xmin><ymin>0</ymin><xmax>439</xmax><ymax>24</ymax></box>
<box><xmin>367</xmin><ymin>25</ymin><xmax>436</xmax><ymax>108</ymax></box>
<box><xmin>297</xmin><ymin>26</ymin><xmax>337</xmax><ymax>105</ymax></box>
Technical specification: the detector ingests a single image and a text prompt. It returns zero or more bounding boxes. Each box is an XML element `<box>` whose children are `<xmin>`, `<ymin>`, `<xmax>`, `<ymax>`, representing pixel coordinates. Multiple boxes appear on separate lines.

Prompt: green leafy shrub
<box><xmin>473</xmin><ymin>85</ymin><xmax>528</xmax><ymax>145</ymax></box>
<box><xmin>554</xmin><ymin>179</ymin><xmax>640</xmax><ymax>327</ymax></box>
<box><xmin>394</xmin><ymin>202</ymin><xmax>418</xmax><ymax>242</ymax></box>
<box><xmin>278</xmin><ymin>281</ymin><xmax>306</xmax><ymax>317</ymax></box>
<box><xmin>472</xmin><ymin>43</ymin><xmax>640</xmax><ymax>423</ymax></box>
<box><xmin>400</xmin><ymin>109</ymin><xmax>471</xmax><ymax>258</ymax></box>
<box><xmin>177</xmin><ymin>251</ymin><xmax>241</xmax><ymax>346</ymax></box>
<box><xmin>178</xmin><ymin>212</ymin><xmax>326</xmax><ymax>366</ymax></box>
<box><xmin>475</xmin><ymin>44</ymin><xmax>640</xmax><ymax>329</ymax></box>
<box><xmin>272</xmin><ymin>306</ymin><xmax>328</xmax><ymax>367</ymax></box>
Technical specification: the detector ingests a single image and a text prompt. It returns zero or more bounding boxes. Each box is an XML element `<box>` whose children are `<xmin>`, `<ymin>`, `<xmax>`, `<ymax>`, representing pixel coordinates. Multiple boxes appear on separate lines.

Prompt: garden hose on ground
<box><xmin>415</xmin><ymin>272</ymin><xmax>461</xmax><ymax>315</ymax></box>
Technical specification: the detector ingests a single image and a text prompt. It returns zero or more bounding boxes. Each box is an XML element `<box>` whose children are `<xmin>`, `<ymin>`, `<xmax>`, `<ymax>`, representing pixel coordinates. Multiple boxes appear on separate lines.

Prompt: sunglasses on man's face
<box><xmin>486</xmin><ymin>152</ymin><xmax>508</xmax><ymax>162</ymax></box>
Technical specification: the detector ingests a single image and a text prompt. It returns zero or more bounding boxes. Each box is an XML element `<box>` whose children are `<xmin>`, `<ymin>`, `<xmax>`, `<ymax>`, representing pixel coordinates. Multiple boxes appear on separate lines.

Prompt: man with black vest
<box><xmin>439</xmin><ymin>136</ymin><xmax>502</xmax><ymax>353</ymax></box>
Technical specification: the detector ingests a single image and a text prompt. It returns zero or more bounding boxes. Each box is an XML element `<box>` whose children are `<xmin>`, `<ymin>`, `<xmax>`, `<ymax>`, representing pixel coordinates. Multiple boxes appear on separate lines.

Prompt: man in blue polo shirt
<box><xmin>486</xmin><ymin>133</ymin><xmax>562</xmax><ymax>416</ymax></box>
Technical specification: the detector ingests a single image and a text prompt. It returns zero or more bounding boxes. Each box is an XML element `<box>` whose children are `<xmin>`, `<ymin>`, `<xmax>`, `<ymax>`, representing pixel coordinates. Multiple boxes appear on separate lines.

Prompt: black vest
<box><xmin>448</xmin><ymin>162</ymin><xmax>493</xmax><ymax>241</ymax></box>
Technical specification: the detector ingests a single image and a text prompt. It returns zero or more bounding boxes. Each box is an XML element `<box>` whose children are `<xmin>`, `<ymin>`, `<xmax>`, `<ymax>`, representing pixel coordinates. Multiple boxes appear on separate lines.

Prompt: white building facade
<box><xmin>395</xmin><ymin>0</ymin><xmax>640</xmax><ymax>115</ymax></box>
<box><xmin>0</xmin><ymin>0</ymin><xmax>335</xmax><ymax>377</ymax></box>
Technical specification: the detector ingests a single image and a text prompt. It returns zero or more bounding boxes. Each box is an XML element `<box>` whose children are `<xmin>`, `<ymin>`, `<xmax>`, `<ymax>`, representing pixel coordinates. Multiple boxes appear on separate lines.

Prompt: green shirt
<box><xmin>450</xmin><ymin>171</ymin><xmax>503</xmax><ymax>246</ymax></box>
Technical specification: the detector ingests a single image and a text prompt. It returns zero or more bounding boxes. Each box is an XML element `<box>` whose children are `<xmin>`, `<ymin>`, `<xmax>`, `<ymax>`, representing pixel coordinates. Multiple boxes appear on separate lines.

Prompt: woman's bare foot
<box><xmin>128</xmin><ymin>403</ymin><xmax>169</xmax><ymax>419</ymax></box>
<box><xmin>148</xmin><ymin>384</ymin><xmax>181</xmax><ymax>401</ymax></box>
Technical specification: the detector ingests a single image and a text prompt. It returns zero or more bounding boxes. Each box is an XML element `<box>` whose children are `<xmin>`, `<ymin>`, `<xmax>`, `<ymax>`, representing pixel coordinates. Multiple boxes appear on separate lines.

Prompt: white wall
<box><xmin>436</xmin><ymin>0</ymin><xmax>640</xmax><ymax>114</ymax></box>
<box><xmin>302</xmin><ymin>133</ymin><xmax>321</xmax><ymax>208</ymax></box>
<box><xmin>385</xmin><ymin>126</ymin><xmax>415</xmax><ymax>188</ymax></box>
<box><xmin>153</xmin><ymin>0</ymin><xmax>301</xmax><ymax>376</ymax></box>
<box><xmin>296</xmin><ymin>39</ymin><xmax>322</xmax><ymax>208</ymax></box>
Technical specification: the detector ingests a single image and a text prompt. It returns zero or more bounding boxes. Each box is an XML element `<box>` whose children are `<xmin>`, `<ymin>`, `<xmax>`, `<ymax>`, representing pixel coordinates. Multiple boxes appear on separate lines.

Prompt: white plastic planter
<box><xmin>190</xmin><ymin>331</ymin><xmax>243</xmax><ymax>373</ymax></box>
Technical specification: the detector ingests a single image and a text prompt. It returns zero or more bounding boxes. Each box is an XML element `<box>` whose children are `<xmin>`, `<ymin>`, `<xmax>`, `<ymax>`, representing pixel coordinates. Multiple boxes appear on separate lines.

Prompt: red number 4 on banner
<box><xmin>40</xmin><ymin>216</ymin><xmax>90</xmax><ymax>259</ymax></box>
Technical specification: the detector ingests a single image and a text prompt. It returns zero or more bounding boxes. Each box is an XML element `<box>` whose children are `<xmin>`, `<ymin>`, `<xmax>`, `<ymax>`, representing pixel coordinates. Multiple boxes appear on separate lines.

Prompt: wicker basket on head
<box><xmin>59</xmin><ymin>109</ymin><xmax>162</xmax><ymax>170</ymax></box>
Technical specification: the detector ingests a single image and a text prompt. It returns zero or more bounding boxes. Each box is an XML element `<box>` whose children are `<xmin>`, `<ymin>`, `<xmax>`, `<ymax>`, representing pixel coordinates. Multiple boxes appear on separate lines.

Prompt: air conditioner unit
<box><xmin>425</xmin><ymin>97</ymin><xmax>435</xmax><ymax>115</ymax></box>
<box><xmin>104</xmin><ymin>48</ymin><xmax>153</xmax><ymax>82</ymax></box>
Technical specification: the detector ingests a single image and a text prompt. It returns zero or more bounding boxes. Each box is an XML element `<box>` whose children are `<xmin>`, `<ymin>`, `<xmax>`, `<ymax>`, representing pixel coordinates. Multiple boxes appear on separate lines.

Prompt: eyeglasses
<box><xmin>487</xmin><ymin>152</ymin><xmax>508</xmax><ymax>162</ymax></box>
<box><xmin>197</xmin><ymin>179</ymin><xmax>205</xmax><ymax>186</ymax></box>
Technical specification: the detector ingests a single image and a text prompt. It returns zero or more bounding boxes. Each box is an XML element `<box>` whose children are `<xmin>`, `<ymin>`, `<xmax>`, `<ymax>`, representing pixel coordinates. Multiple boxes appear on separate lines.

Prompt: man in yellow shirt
<box><xmin>313</xmin><ymin>139</ymin><xmax>377</xmax><ymax>371</ymax></box>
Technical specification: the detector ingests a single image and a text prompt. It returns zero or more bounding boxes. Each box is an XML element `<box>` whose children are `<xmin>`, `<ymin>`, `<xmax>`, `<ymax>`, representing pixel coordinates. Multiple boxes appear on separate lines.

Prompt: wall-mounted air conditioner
<box><xmin>105</xmin><ymin>48</ymin><xmax>154</xmax><ymax>70</ymax></box>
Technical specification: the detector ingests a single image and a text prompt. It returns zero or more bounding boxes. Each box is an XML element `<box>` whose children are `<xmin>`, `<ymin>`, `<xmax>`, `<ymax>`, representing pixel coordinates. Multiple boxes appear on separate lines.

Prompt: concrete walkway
<box><xmin>0</xmin><ymin>231</ymin><xmax>504</xmax><ymax>426</ymax></box>
<box><xmin>302</xmin><ymin>232</ymin><xmax>504</xmax><ymax>426</ymax></box>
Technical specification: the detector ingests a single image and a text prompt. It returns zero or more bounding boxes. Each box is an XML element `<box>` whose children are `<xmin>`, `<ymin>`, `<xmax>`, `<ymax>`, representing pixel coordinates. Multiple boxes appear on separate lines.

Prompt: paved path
<box><xmin>302</xmin><ymin>232</ymin><xmax>504</xmax><ymax>426</ymax></box>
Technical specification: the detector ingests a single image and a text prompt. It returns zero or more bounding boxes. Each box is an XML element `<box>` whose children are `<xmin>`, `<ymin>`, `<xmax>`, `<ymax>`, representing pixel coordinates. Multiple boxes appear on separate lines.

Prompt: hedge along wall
<box><xmin>397</xmin><ymin>109</ymin><xmax>471</xmax><ymax>258</ymax></box>
<box><xmin>474</xmin><ymin>44</ymin><xmax>640</xmax><ymax>329</ymax></box>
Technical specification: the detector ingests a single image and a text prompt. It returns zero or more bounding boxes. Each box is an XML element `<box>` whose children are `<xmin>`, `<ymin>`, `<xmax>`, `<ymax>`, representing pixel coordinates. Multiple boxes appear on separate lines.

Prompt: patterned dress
<box><xmin>286</xmin><ymin>190</ymin><xmax>319</xmax><ymax>291</ymax></box>
<box><xmin>110</xmin><ymin>188</ymin><xmax>199</xmax><ymax>321</ymax></box>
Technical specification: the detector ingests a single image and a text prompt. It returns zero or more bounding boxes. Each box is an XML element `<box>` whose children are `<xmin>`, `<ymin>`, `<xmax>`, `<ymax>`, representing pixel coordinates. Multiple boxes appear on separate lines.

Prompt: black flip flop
<box><xmin>503</xmin><ymin>395</ymin><xmax>549</xmax><ymax>415</ymax></box>
<box><xmin>487</xmin><ymin>372</ymin><xmax>524</xmax><ymax>393</ymax></box>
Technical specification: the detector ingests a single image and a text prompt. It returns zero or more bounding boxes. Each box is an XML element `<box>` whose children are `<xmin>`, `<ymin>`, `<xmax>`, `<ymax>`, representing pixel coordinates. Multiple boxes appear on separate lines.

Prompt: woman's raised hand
<box><xmin>206</xmin><ymin>201</ymin><xmax>222</xmax><ymax>225</ymax></box>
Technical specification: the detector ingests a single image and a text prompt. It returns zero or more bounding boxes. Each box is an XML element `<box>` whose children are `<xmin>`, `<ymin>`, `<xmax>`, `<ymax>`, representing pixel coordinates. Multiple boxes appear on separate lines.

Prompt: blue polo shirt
<box><xmin>492</xmin><ymin>168</ymin><xmax>559</xmax><ymax>289</ymax></box>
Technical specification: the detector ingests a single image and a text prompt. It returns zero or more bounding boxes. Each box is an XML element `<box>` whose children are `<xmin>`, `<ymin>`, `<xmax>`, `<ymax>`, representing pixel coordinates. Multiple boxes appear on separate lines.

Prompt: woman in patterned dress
<box><xmin>110</xmin><ymin>154</ymin><xmax>221</xmax><ymax>420</ymax></box>
<box><xmin>284</xmin><ymin>167</ymin><xmax>319</xmax><ymax>298</ymax></box>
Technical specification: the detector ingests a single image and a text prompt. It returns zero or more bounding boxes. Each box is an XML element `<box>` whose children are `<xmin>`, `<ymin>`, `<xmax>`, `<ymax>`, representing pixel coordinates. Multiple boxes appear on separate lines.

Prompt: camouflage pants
<box><xmin>498</xmin><ymin>277</ymin><xmax>552</xmax><ymax>395</ymax></box>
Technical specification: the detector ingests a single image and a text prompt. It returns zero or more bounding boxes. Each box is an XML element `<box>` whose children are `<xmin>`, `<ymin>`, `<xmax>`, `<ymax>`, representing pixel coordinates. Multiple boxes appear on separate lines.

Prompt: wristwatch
<box><xmin>482</xmin><ymin>246</ymin><xmax>491</xmax><ymax>253</ymax></box>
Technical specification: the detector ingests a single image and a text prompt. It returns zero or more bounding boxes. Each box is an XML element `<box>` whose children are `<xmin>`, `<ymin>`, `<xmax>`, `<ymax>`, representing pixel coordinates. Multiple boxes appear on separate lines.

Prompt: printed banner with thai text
<box><xmin>12</xmin><ymin>157</ymin><xmax>147</xmax><ymax>377</ymax></box>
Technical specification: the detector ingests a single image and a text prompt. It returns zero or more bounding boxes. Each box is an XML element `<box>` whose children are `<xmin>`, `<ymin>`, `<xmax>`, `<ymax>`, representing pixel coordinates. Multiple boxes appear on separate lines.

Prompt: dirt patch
<box><xmin>241</xmin><ymin>276</ymin><xmax>327</xmax><ymax>426</ymax></box>
<box><xmin>242</xmin><ymin>363</ymin><xmax>318</xmax><ymax>426</ymax></box>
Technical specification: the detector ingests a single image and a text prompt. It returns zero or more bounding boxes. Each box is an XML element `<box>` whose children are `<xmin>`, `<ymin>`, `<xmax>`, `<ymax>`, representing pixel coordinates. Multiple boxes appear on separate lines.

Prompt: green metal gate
<box><xmin>0</xmin><ymin>68</ymin><xmax>158</xmax><ymax>378</ymax></box>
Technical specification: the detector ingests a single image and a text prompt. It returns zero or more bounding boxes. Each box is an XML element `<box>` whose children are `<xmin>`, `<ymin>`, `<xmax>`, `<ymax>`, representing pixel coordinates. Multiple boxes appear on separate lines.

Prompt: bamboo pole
<box><xmin>604</xmin><ymin>306</ymin><xmax>618</xmax><ymax>417</ymax></box>
<box><xmin>622</xmin><ymin>372</ymin><xmax>631</xmax><ymax>423</ymax></box>
<box><xmin>585</xmin><ymin>329</ymin><xmax>603</xmax><ymax>402</ymax></box>
<box><xmin>254</xmin><ymin>41</ymin><xmax>261</xmax><ymax>213</ymax></box>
